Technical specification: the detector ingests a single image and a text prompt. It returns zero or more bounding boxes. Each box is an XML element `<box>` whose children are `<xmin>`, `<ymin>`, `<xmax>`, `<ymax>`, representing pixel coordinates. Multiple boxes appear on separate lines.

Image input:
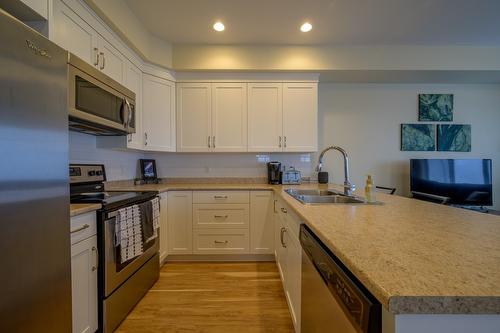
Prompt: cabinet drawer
<box><xmin>193</xmin><ymin>191</ymin><xmax>249</xmax><ymax>204</ymax></box>
<box><xmin>193</xmin><ymin>204</ymin><xmax>249</xmax><ymax>229</ymax></box>
<box><xmin>70</xmin><ymin>212</ymin><xmax>97</xmax><ymax>245</ymax></box>
<box><xmin>193</xmin><ymin>229</ymin><xmax>249</xmax><ymax>254</ymax></box>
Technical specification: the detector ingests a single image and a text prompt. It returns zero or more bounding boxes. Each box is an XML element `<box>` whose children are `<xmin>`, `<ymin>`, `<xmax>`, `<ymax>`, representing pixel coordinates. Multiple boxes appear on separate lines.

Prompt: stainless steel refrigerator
<box><xmin>0</xmin><ymin>9</ymin><xmax>72</xmax><ymax>332</ymax></box>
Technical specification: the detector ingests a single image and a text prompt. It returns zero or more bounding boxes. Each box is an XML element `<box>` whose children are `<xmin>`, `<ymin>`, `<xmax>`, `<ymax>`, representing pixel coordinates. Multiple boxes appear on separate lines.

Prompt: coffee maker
<box><xmin>267</xmin><ymin>161</ymin><xmax>282</xmax><ymax>184</ymax></box>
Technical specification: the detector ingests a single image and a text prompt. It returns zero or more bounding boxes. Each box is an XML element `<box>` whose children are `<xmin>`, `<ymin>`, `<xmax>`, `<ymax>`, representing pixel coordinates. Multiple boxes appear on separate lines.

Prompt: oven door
<box><xmin>68</xmin><ymin>58</ymin><xmax>135</xmax><ymax>135</ymax></box>
<box><xmin>103</xmin><ymin>211</ymin><xmax>158</xmax><ymax>297</ymax></box>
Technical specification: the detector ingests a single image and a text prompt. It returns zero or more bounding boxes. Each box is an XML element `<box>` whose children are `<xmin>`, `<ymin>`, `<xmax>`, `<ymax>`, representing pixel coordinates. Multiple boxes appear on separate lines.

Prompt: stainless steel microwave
<box><xmin>68</xmin><ymin>53</ymin><xmax>135</xmax><ymax>135</ymax></box>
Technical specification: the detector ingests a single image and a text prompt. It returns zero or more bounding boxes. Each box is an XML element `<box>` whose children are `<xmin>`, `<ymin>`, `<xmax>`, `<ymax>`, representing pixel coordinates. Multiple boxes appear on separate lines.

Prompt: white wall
<box><xmin>315</xmin><ymin>83</ymin><xmax>500</xmax><ymax>209</ymax></box>
<box><xmin>69</xmin><ymin>131</ymin><xmax>145</xmax><ymax>180</ymax></box>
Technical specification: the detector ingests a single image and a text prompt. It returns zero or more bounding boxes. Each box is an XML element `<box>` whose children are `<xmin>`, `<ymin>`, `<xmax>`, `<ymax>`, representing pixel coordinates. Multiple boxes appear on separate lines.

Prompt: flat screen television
<box><xmin>410</xmin><ymin>159</ymin><xmax>493</xmax><ymax>206</ymax></box>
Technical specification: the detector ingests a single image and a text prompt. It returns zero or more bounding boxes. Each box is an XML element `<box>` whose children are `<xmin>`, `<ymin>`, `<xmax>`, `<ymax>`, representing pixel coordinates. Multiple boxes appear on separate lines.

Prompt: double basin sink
<box><xmin>285</xmin><ymin>188</ymin><xmax>366</xmax><ymax>204</ymax></box>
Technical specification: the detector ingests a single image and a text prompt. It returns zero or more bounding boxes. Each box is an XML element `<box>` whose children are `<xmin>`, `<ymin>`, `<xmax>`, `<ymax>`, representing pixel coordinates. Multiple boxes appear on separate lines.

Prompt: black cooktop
<box><xmin>71</xmin><ymin>191</ymin><xmax>158</xmax><ymax>211</ymax></box>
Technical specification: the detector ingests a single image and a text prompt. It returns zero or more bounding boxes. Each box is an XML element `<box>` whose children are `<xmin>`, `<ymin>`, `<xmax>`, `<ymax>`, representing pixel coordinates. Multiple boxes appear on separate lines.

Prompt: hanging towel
<box><xmin>115</xmin><ymin>205</ymin><xmax>143</xmax><ymax>263</ymax></box>
<box><xmin>139</xmin><ymin>197</ymin><xmax>160</xmax><ymax>244</ymax></box>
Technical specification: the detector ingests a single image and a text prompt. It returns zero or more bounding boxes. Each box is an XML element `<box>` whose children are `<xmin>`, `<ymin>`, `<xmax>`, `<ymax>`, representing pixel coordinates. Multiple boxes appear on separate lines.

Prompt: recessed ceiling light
<box><xmin>300</xmin><ymin>22</ymin><xmax>312</xmax><ymax>32</ymax></box>
<box><xmin>213</xmin><ymin>21</ymin><xmax>225</xmax><ymax>32</ymax></box>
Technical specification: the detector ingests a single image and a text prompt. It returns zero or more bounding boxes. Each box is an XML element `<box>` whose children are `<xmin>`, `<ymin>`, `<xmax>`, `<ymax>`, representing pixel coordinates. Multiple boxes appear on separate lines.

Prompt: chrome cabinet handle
<box><xmin>214</xmin><ymin>215</ymin><xmax>228</xmax><ymax>218</ymax></box>
<box><xmin>280</xmin><ymin>227</ymin><xmax>287</xmax><ymax>248</ymax></box>
<box><xmin>144</xmin><ymin>132</ymin><xmax>148</xmax><ymax>146</ymax></box>
<box><xmin>212</xmin><ymin>136</ymin><xmax>215</xmax><ymax>148</ymax></box>
<box><xmin>280</xmin><ymin>207</ymin><xmax>287</xmax><ymax>214</ymax></box>
<box><xmin>214</xmin><ymin>240</ymin><xmax>228</xmax><ymax>244</ymax></box>
<box><xmin>71</xmin><ymin>224</ymin><xmax>90</xmax><ymax>234</ymax></box>
<box><xmin>91</xmin><ymin>246</ymin><xmax>98</xmax><ymax>271</ymax></box>
<box><xmin>99</xmin><ymin>52</ymin><xmax>105</xmax><ymax>70</ymax></box>
<box><xmin>278</xmin><ymin>136</ymin><xmax>282</xmax><ymax>148</ymax></box>
<box><xmin>284</xmin><ymin>136</ymin><xmax>287</xmax><ymax>148</ymax></box>
<box><xmin>214</xmin><ymin>195</ymin><xmax>228</xmax><ymax>199</ymax></box>
<box><xmin>208</xmin><ymin>136</ymin><xmax>211</xmax><ymax>148</ymax></box>
<box><xmin>93</xmin><ymin>48</ymin><xmax>99</xmax><ymax>66</ymax></box>
<box><xmin>128</xmin><ymin>134</ymin><xmax>132</xmax><ymax>143</ymax></box>
<box><xmin>273</xmin><ymin>200</ymin><xmax>277</xmax><ymax>213</ymax></box>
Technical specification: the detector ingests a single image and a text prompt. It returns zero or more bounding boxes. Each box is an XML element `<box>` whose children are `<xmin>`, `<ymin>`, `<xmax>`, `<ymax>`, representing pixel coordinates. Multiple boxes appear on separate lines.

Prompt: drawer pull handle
<box><xmin>280</xmin><ymin>207</ymin><xmax>288</xmax><ymax>214</ymax></box>
<box><xmin>71</xmin><ymin>224</ymin><xmax>90</xmax><ymax>234</ymax></box>
<box><xmin>280</xmin><ymin>227</ymin><xmax>287</xmax><ymax>248</ymax></box>
<box><xmin>214</xmin><ymin>195</ymin><xmax>228</xmax><ymax>199</ymax></box>
<box><xmin>214</xmin><ymin>215</ymin><xmax>228</xmax><ymax>219</ymax></box>
<box><xmin>214</xmin><ymin>240</ymin><xmax>228</xmax><ymax>244</ymax></box>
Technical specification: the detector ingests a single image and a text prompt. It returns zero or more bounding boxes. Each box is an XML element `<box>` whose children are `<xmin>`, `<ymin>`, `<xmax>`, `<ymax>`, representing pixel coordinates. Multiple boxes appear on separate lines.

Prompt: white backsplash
<box><xmin>70</xmin><ymin>131</ymin><xmax>313</xmax><ymax>181</ymax></box>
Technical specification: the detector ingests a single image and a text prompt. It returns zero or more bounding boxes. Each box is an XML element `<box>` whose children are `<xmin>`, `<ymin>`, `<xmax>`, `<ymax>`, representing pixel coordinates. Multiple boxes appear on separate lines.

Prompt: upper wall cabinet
<box><xmin>51</xmin><ymin>0</ymin><xmax>125</xmax><ymax>84</ymax></box>
<box><xmin>248</xmin><ymin>83</ymin><xmax>283</xmax><ymax>152</ymax></box>
<box><xmin>177</xmin><ymin>83</ymin><xmax>248</xmax><ymax>152</ymax></box>
<box><xmin>143</xmin><ymin>74</ymin><xmax>176</xmax><ymax>152</ymax></box>
<box><xmin>124</xmin><ymin>60</ymin><xmax>143</xmax><ymax>149</ymax></box>
<box><xmin>176</xmin><ymin>83</ymin><xmax>212</xmax><ymax>152</ymax></box>
<box><xmin>248</xmin><ymin>82</ymin><xmax>318</xmax><ymax>153</ymax></box>
<box><xmin>282</xmin><ymin>83</ymin><xmax>318</xmax><ymax>152</ymax></box>
<box><xmin>212</xmin><ymin>83</ymin><xmax>248</xmax><ymax>152</ymax></box>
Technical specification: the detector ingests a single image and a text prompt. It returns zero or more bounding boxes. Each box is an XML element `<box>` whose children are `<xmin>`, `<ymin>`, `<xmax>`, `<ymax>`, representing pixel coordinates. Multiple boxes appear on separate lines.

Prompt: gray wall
<box><xmin>315</xmin><ymin>83</ymin><xmax>500</xmax><ymax>209</ymax></box>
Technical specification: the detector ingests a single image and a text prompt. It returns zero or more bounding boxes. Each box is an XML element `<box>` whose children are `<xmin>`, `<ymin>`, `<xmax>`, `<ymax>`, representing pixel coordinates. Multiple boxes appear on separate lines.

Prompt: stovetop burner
<box><xmin>70</xmin><ymin>164</ymin><xmax>158</xmax><ymax>211</ymax></box>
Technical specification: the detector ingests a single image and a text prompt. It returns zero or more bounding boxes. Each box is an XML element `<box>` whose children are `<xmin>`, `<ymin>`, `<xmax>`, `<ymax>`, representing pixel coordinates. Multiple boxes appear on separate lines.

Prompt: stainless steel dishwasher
<box><xmin>300</xmin><ymin>225</ymin><xmax>381</xmax><ymax>333</ymax></box>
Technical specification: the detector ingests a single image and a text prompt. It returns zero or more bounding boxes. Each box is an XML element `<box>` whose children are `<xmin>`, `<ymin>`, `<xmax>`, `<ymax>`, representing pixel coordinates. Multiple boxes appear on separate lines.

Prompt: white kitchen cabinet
<box><xmin>250</xmin><ymin>191</ymin><xmax>275</xmax><ymax>254</ymax></box>
<box><xmin>97</xmin><ymin>36</ymin><xmax>125</xmax><ymax>84</ymax></box>
<box><xmin>52</xmin><ymin>0</ymin><xmax>98</xmax><ymax>65</ymax></box>
<box><xmin>176</xmin><ymin>83</ymin><xmax>212</xmax><ymax>152</ymax></box>
<box><xmin>282</xmin><ymin>83</ymin><xmax>318</xmax><ymax>152</ymax></box>
<box><xmin>124</xmin><ymin>60</ymin><xmax>143</xmax><ymax>149</ymax></box>
<box><xmin>159</xmin><ymin>192</ymin><xmax>168</xmax><ymax>264</ymax></box>
<box><xmin>167</xmin><ymin>191</ymin><xmax>193</xmax><ymax>254</ymax></box>
<box><xmin>70</xmin><ymin>212</ymin><xmax>98</xmax><ymax>333</ymax></box>
<box><xmin>212</xmin><ymin>83</ymin><xmax>248</xmax><ymax>152</ymax></box>
<box><xmin>248</xmin><ymin>83</ymin><xmax>283</xmax><ymax>152</ymax></box>
<box><xmin>275</xmin><ymin>199</ymin><xmax>302</xmax><ymax>333</ymax></box>
<box><xmin>143</xmin><ymin>74</ymin><xmax>176</xmax><ymax>151</ymax></box>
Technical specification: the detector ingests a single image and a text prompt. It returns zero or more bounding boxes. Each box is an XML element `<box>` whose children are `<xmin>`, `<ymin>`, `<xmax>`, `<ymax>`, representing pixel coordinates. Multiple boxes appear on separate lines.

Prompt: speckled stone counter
<box><xmin>70</xmin><ymin>203</ymin><xmax>101</xmax><ymax>217</ymax></box>
<box><xmin>106</xmin><ymin>180</ymin><xmax>500</xmax><ymax>314</ymax></box>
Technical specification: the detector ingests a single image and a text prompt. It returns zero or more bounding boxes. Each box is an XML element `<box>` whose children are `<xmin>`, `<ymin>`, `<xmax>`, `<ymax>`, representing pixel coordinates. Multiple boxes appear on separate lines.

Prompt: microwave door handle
<box><xmin>125</xmin><ymin>99</ymin><xmax>132</xmax><ymax>128</ymax></box>
<box><xmin>120</xmin><ymin>98</ymin><xmax>128</xmax><ymax>127</ymax></box>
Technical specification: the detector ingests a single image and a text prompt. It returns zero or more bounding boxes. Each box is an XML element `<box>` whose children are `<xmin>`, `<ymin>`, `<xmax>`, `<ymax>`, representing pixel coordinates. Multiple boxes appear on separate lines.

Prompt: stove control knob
<box><xmin>96</xmin><ymin>170</ymin><xmax>103</xmax><ymax>176</ymax></box>
<box><xmin>88</xmin><ymin>171</ymin><xmax>96</xmax><ymax>176</ymax></box>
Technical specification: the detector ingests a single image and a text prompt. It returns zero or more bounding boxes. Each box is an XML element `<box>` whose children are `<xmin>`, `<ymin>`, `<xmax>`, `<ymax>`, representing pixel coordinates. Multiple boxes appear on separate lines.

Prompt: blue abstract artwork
<box><xmin>401</xmin><ymin>124</ymin><xmax>436</xmax><ymax>151</ymax></box>
<box><xmin>418</xmin><ymin>94</ymin><xmax>453</xmax><ymax>121</ymax></box>
<box><xmin>437</xmin><ymin>124</ymin><xmax>471</xmax><ymax>152</ymax></box>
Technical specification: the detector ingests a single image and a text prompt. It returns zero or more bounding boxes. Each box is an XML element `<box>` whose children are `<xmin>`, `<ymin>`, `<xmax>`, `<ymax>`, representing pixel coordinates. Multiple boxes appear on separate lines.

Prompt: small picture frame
<box><xmin>139</xmin><ymin>159</ymin><xmax>158</xmax><ymax>182</ymax></box>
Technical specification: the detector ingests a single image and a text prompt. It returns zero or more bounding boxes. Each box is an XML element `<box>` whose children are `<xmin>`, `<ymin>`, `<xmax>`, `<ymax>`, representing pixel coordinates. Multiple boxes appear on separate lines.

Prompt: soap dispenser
<box><xmin>365</xmin><ymin>175</ymin><xmax>376</xmax><ymax>203</ymax></box>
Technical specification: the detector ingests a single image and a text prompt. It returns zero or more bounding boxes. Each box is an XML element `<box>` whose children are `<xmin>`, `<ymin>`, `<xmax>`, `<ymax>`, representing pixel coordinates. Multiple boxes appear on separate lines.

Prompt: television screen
<box><xmin>410</xmin><ymin>159</ymin><xmax>493</xmax><ymax>206</ymax></box>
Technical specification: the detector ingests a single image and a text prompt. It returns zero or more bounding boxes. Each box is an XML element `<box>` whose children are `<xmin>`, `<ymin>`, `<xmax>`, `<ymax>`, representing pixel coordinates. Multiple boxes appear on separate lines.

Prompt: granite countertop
<box><xmin>70</xmin><ymin>203</ymin><xmax>101</xmax><ymax>217</ymax></box>
<box><xmin>106</xmin><ymin>180</ymin><xmax>500</xmax><ymax>315</ymax></box>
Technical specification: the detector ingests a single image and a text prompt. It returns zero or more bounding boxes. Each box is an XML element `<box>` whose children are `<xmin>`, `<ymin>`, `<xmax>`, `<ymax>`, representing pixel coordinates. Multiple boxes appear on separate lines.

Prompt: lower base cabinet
<box><xmin>159</xmin><ymin>192</ymin><xmax>168</xmax><ymax>263</ymax></box>
<box><xmin>275</xmin><ymin>199</ymin><xmax>302</xmax><ymax>333</ymax></box>
<box><xmin>71</xmin><ymin>227</ymin><xmax>98</xmax><ymax>333</ymax></box>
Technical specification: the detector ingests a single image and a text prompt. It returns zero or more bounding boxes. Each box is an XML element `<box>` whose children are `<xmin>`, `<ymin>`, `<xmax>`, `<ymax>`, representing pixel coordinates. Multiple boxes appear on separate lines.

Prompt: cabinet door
<box><xmin>176</xmin><ymin>83</ymin><xmax>212</xmax><ymax>152</ymax></box>
<box><xmin>212</xmin><ymin>83</ymin><xmax>247</xmax><ymax>152</ymax></box>
<box><xmin>275</xmin><ymin>200</ymin><xmax>287</xmax><ymax>282</ymax></box>
<box><xmin>248</xmin><ymin>83</ymin><xmax>283</xmax><ymax>152</ymax></box>
<box><xmin>167</xmin><ymin>191</ymin><xmax>193</xmax><ymax>254</ymax></box>
<box><xmin>124</xmin><ymin>60</ymin><xmax>143</xmax><ymax>149</ymax></box>
<box><xmin>71</xmin><ymin>235</ymin><xmax>98</xmax><ymax>333</ymax></box>
<box><xmin>250</xmin><ymin>191</ymin><xmax>275</xmax><ymax>254</ymax></box>
<box><xmin>285</xmin><ymin>232</ymin><xmax>302</xmax><ymax>332</ymax></box>
<box><xmin>143</xmin><ymin>74</ymin><xmax>176</xmax><ymax>151</ymax></box>
<box><xmin>52</xmin><ymin>0</ymin><xmax>98</xmax><ymax>66</ymax></box>
<box><xmin>159</xmin><ymin>192</ymin><xmax>168</xmax><ymax>264</ymax></box>
<box><xmin>97</xmin><ymin>37</ymin><xmax>125</xmax><ymax>84</ymax></box>
<box><xmin>283</xmin><ymin>83</ymin><xmax>318</xmax><ymax>152</ymax></box>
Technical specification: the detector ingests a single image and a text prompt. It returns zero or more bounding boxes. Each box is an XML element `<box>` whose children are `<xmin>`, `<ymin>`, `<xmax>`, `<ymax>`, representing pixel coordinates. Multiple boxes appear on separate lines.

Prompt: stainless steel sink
<box><xmin>285</xmin><ymin>188</ymin><xmax>366</xmax><ymax>205</ymax></box>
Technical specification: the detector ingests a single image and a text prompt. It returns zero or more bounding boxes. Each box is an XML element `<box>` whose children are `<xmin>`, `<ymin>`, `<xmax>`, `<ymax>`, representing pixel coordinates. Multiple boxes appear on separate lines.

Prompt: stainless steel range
<box><xmin>70</xmin><ymin>164</ymin><xmax>160</xmax><ymax>332</ymax></box>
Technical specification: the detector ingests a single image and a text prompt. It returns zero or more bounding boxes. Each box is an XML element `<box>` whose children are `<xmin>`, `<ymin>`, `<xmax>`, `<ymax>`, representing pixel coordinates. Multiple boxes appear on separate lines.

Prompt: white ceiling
<box><xmin>124</xmin><ymin>0</ymin><xmax>500</xmax><ymax>45</ymax></box>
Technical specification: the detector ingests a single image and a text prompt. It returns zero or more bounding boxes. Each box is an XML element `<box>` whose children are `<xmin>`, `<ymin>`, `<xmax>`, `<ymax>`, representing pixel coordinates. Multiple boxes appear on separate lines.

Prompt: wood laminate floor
<box><xmin>116</xmin><ymin>262</ymin><xmax>295</xmax><ymax>333</ymax></box>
